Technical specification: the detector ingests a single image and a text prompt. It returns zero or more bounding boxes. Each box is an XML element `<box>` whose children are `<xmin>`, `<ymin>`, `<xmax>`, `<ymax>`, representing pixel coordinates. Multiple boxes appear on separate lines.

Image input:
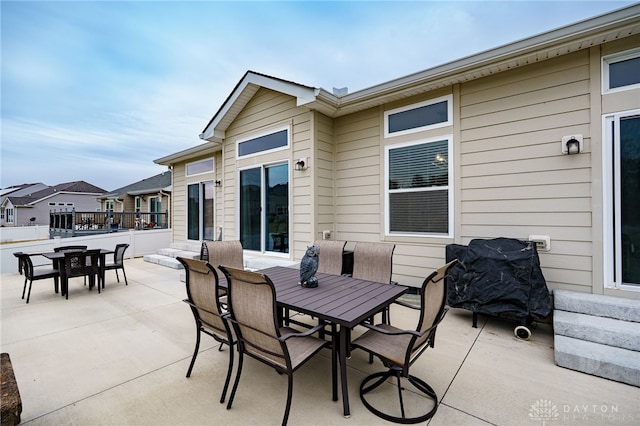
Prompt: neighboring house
<box><xmin>0</xmin><ymin>181</ymin><xmax>106</xmax><ymax>227</ymax></box>
<box><xmin>0</xmin><ymin>183</ymin><xmax>49</xmax><ymax>226</ymax></box>
<box><xmin>97</xmin><ymin>171</ymin><xmax>171</xmax><ymax>227</ymax></box>
<box><xmin>155</xmin><ymin>5</ymin><xmax>640</xmax><ymax>299</ymax></box>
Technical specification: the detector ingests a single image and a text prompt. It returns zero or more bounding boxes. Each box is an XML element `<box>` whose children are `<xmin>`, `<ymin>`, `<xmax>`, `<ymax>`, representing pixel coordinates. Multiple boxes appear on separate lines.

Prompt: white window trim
<box><xmin>601</xmin><ymin>47</ymin><xmax>640</xmax><ymax>95</ymax></box>
<box><xmin>236</xmin><ymin>124</ymin><xmax>291</xmax><ymax>159</ymax></box>
<box><xmin>384</xmin><ymin>95</ymin><xmax>453</xmax><ymax>138</ymax></box>
<box><xmin>186</xmin><ymin>157</ymin><xmax>215</xmax><ymax>177</ymax></box>
<box><xmin>236</xmin><ymin>160</ymin><xmax>291</xmax><ymax>256</ymax></box>
<box><xmin>602</xmin><ymin>108</ymin><xmax>640</xmax><ymax>291</ymax></box>
<box><xmin>384</xmin><ymin>134</ymin><xmax>454</xmax><ymax>238</ymax></box>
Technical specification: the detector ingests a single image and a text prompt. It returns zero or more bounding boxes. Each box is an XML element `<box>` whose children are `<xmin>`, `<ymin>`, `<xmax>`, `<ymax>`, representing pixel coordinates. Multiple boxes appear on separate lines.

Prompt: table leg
<box><xmin>339</xmin><ymin>325</ymin><xmax>351</xmax><ymax>418</ymax></box>
<box><xmin>100</xmin><ymin>254</ymin><xmax>106</xmax><ymax>289</ymax></box>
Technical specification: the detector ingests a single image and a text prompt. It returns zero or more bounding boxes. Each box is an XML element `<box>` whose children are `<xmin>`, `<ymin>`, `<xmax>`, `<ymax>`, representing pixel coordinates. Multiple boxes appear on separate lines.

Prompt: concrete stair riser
<box><xmin>554</xmin><ymin>310</ymin><xmax>640</xmax><ymax>351</ymax></box>
<box><xmin>554</xmin><ymin>335</ymin><xmax>640</xmax><ymax>387</ymax></box>
<box><xmin>554</xmin><ymin>290</ymin><xmax>640</xmax><ymax>322</ymax></box>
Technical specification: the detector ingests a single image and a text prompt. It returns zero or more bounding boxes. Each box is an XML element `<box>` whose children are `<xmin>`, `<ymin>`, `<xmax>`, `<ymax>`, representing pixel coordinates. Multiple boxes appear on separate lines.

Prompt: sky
<box><xmin>1</xmin><ymin>0</ymin><xmax>637</xmax><ymax>191</ymax></box>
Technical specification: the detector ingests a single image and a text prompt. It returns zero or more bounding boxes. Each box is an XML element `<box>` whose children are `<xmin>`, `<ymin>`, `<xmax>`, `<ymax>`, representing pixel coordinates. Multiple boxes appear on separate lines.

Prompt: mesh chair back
<box><xmin>314</xmin><ymin>240</ymin><xmax>346</xmax><ymax>275</ymax></box>
<box><xmin>202</xmin><ymin>240</ymin><xmax>244</xmax><ymax>278</ymax></box>
<box><xmin>113</xmin><ymin>244</ymin><xmax>129</xmax><ymax>265</ymax></box>
<box><xmin>19</xmin><ymin>254</ymin><xmax>35</xmax><ymax>279</ymax></box>
<box><xmin>179</xmin><ymin>258</ymin><xmax>228</xmax><ymax>336</ymax></box>
<box><xmin>413</xmin><ymin>260</ymin><xmax>457</xmax><ymax>353</ymax></box>
<box><xmin>352</xmin><ymin>242</ymin><xmax>395</xmax><ymax>283</ymax></box>
<box><xmin>64</xmin><ymin>250</ymin><xmax>100</xmax><ymax>279</ymax></box>
<box><xmin>220</xmin><ymin>266</ymin><xmax>286</xmax><ymax>368</ymax></box>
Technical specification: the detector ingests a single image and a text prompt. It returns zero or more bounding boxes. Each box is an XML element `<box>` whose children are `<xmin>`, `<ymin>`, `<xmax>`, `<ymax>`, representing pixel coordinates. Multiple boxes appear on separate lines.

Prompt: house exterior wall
<box><xmin>166</xmin><ymin>32</ymin><xmax>639</xmax><ymax>297</ymax></box>
<box><xmin>218</xmin><ymin>87</ymin><xmax>313</xmax><ymax>258</ymax></box>
<box><xmin>458</xmin><ymin>50</ymin><xmax>593</xmax><ymax>294</ymax></box>
<box><xmin>27</xmin><ymin>193</ymin><xmax>101</xmax><ymax>227</ymax></box>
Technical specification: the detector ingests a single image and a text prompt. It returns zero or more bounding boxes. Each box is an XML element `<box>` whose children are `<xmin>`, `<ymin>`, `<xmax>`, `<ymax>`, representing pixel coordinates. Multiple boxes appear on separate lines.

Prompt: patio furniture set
<box><xmin>15</xmin><ymin>244</ymin><xmax>129</xmax><ymax>303</ymax></box>
<box><xmin>182</xmin><ymin>239</ymin><xmax>458</xmax><ymax>425</ymax></box>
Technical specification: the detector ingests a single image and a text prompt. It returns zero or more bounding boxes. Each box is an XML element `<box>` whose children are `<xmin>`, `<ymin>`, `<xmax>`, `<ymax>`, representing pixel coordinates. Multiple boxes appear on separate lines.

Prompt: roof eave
<box><xmin>154</xmin><ymin>141</ymin><xmax>222</xmax><ymax>165</ymax></box>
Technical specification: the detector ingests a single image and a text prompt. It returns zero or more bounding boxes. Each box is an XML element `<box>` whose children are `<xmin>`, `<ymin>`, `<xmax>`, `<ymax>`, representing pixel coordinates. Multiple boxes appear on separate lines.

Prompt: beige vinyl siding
<box><xmin>459</xmin><ymin>50</ymin><xmax>593</xmax><ymax>293</ymax></box>
<box><xmin>334</xmin><ymin>109</ymin><xmax>383</xmax><ymax>240</ymax></box>
<box><xmin>314</xmin><ymin>111</ymin><xmax>335</xmax><ymax>243</ymax></box>
<box><xmin>222</xmin><ymin>88</ymin><xmax>311</xmax><ymax>257</ymax></box>
<box><xmin>172</xmin><ymin>162</ymin><xmax>187</xmax><ymax>242</ymax></box>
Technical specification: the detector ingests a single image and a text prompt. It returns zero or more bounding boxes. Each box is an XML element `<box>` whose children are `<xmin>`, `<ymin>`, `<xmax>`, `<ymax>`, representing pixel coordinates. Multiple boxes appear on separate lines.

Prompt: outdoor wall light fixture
<box><xmin>214</xmin><ymin>179</ymin><xmax>222</xmax><ymax>187</ymax></box>
<box><xmin>561</xmin><ymin>134</ymin><xmax>583</xmax><ymax>155</ymax></box>
<box><xmin>294</xmin><ymin>158</ymin><xmax>307</xmax><ymax>171</ymax></box>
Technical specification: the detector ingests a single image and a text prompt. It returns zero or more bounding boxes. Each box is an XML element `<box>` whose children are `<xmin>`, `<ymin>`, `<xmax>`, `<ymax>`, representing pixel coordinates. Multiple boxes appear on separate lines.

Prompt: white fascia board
<box><xmin>200</xmin><ymin>72</ymin><xmax>319</xmax><ymax>141</ymax></box>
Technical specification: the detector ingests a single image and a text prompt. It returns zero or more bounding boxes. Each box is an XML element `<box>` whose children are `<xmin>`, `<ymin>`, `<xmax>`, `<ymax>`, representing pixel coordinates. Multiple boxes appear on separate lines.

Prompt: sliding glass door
<box><xmin>605</xmin><ymin>111</ymin><xmax>640</xmax><ymax>287</ymax></box>
<box><xmin>240</xmin><ymin>163</ymin><xmax>289</xmax><ymax>253</ymax></box>
<box><xmin>187</xmin><ymin>181</ymin><xmax>214</xmax><ymax>241</ymax></box>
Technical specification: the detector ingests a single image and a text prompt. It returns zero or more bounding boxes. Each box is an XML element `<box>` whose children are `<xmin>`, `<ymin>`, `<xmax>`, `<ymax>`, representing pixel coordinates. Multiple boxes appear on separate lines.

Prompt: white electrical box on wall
<box><xmin>322</xmin><ymin>230</ymin><xmax>331</xmax><ymax>240</ymax></box>
<box><xmin>529</xmin><ymin>235</ymin><xmax>551</xmax><ymax>251</ymax></box>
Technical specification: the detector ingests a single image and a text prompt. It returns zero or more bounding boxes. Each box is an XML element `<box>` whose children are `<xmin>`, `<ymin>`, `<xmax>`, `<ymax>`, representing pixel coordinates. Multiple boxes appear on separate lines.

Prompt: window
<box><xmin>385</xmin><ymin>136</ymin><xmax>453</xmax><ymax>237</ymax></box>
<box><xmin>48</xmin><ymin>202</ymin><xmax>55</xmax><ymax>206</ymax></box>
<box><xmin>0</xmin><ymin>208</ymin><xmax>4</xmax><ymax>220</ymax></box>
<box><xmin>603</xmin><ymin>110</ymin><xmax>640</xmax><ymax>288</ymax></box>
<box><xmin>239</xmin><ymin>163</ymin><xmax>289</xmax><ymax>253</ymax></box>
<box><xmin>384</xmin><ymin>95</ymin><xmax>453</xmax><ymax>137</ymax></box>
<box><xmin>187</xmin><ymin>181</ymin><xmax>214</xmax><ymax>241</ymax></box>
<box><xmin>186</xmin><ymin>158</ymin><xmax>214</xmax><ymax>176</ymax></box>
<box><xmin>135</xmin><ymin>197</ymin><xmax>142</xmax><ymax>213</ymax></box>
<box><xmin>602</xmin><ymin>48</ymin><xmax>640</xmax><ymax>93</ymax></box>
<box><xmin>105</xmin><ymin>200</ymin><xmax>114</xmax><ymax>212</ymax></box>
<box><xmin>6</xmin><ymin>208</ymin><xmax>14</xmax><ymax>224</ymax></box>
<box><xmin>237</xmin><ymin>126</ymin><xmax>289</xmax><ymax>158</ymax></box>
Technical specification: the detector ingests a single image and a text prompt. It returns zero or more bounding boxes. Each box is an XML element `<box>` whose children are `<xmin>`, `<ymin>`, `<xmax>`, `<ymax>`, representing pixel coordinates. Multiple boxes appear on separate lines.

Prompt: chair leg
<box><xmin>186</xmin><ymin>328</ymin><xmax>201</xmax><ymax>378</ymax></box>
<box><xmin>25</xmin><ymin>280</ymin><xmax>33</xmax><ymax>304</ymax></box>
<box><xmin>115</xmin><ymin>269</ymin><xmax>120</xmax><ymax>283</ymax></box>
<box><xmin>121</xmin><ymin>267</ymin><xmax>128</xmax><ymax>285</ymax></box>
<box><xmin>282</xmin><ymin>372</ymin><xmax>293</xmax><ymax>426</ymax></box>
<box><xmin>359</xmin><ymin>368</ymin><xmax>439</xmax><ymax>424</ymax></box>
<box><xmin>226</xmin><ymin>349</ymin><xmax>244</xmax><ymax>410</ymax></box>
<box><xmin>220</xmin><ymin>340</ymin><xmax>234</xmax><ymax>404</ymax></box>
<box><xmin>22</xmin><ymin>277</ymin><xmax>28</xmax><ymax>300</ymax></box>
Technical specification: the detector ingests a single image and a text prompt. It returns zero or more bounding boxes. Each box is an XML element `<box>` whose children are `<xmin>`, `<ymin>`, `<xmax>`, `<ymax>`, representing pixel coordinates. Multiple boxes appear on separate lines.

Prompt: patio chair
<box><xmin>54</xmin><ymin>245</ymin><xmax>89</xmax><ymax>286</ymax></box>
<box><xmin>177</xmin><ymin>257</ymin><xmax>235</xmax><ymax>403</ymax></box>
<box><xmin>103</xmin><ymin>243</ymin><xmax>129</xmax><ymax>286</ymax></box>
<box><xmin>314</xmin><ymin>240</ymin><xmax>346</xmax><ymax>275</ymax></box>
<box><xmin>18</xmin><ymin>253</ymin><xmax>60</xmax><ymax>304</ymax></box>
<box><xmin>350</xmin><ymin>259</ymin><xmax>458</xmax><ymax>424</ymax></box>
<box><xmin>219</xmin><ymin>265</ymin><xmax>334</xmax><ymax>426</ymax></box>
<box><xmin>200</xmin><ymin>240</ymin><xmax>244</xmax><ymax>306</ymax></box>
<box><xmin>352</xmin><ymin>242</ymin><xmax>396</xmax><ymax>324</ymax></box>
<box><xmin>63</xmin><ymin>249</ymin><xmax>101</xmax><ymax>299</ymax></box>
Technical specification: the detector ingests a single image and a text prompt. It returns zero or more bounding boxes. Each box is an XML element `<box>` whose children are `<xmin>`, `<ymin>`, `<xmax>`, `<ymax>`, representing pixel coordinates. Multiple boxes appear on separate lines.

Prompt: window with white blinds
<box><xmin>385</xmin><ymin>136</ymin><xmax>452</xmax><ymax>236</ymax></box>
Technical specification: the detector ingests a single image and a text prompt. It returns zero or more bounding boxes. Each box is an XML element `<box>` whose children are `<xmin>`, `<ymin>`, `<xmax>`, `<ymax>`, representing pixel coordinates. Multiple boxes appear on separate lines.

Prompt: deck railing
<box><xmin>49</xmin><ymin>209</ymin><xmax>169</xmax><ymax>238</ymax></box>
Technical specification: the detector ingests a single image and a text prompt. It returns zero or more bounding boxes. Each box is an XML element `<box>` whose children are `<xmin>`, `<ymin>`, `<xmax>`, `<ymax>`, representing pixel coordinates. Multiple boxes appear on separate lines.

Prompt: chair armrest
<box><xmin>279</xmin><ymin>323</ymin><xmax>326</xmax><ymax>341</ymax></box>
<box><xmin>360</xmin><ymin>322</ymin><xmax>422</xmax><ymax>337</ymax></box>
<box><xmin>393</xmin><ymin>299</ymin><xmax>420</xmax><ymax>310</ymax></box>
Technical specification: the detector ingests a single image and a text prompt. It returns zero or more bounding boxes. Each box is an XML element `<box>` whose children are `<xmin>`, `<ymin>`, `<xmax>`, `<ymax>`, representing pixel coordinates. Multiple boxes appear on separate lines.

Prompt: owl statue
<box><xmin>300</xmin><ymin>245</ymin><xmax>320</xmax><ymax>288</ymax></box>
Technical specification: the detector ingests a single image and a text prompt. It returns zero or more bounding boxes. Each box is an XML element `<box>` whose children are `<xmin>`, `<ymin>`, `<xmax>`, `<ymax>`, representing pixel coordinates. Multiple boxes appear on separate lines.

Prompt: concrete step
<box><xmin>554</xmin><ymin>289</ymin><xmax>640</xmax><ymax>322</ymax></box>
<box><xmin>554</xmin><ymin>335</ymin><xmax>640</xmax><ymax>387</ymax></box>
<box><xmin>142</xmin><ymin>254</ymin><xmax>183</xmax><ymax>269</ymax></box>
<box><xmin>169</xmin><ymin>242</ymin><xmax>202</xmax><ymax>253</ymax></box>
<box><xmin>156</xmin><ymin>248</ymin><xmax>199</xmax><ymax>260</ymax></box>
<box><xmin>553</xmin><ymin>310</ymin><xmax>640</xmax><ymax>351</ymax></box>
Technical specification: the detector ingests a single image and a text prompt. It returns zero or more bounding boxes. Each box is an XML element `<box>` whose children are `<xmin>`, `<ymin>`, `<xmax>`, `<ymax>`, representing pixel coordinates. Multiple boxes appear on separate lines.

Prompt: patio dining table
<box><xmin>220</xmin><ymin>265</ymin><xmax>407</xmax><ymax>418</ymax></box>
<box><xmin>42</xmin><ymin>249</ymin><xmax>114</xmax><ymax>296</ymax></box>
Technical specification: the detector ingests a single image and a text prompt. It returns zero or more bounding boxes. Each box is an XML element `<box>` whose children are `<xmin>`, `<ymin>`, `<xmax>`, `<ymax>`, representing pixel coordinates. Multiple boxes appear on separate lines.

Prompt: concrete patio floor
<box><xmin>1</xmin><ymin>257</ymin><xmax>638</xmax><ymax>425</ymax></box>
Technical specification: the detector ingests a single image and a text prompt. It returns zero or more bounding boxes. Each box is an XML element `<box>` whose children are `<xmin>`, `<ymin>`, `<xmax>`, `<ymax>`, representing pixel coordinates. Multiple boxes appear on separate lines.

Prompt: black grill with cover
<box><xmin>445</xmin><ymin>237</ymin><xmax>552</xmax><ymax>339</ymax></box>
